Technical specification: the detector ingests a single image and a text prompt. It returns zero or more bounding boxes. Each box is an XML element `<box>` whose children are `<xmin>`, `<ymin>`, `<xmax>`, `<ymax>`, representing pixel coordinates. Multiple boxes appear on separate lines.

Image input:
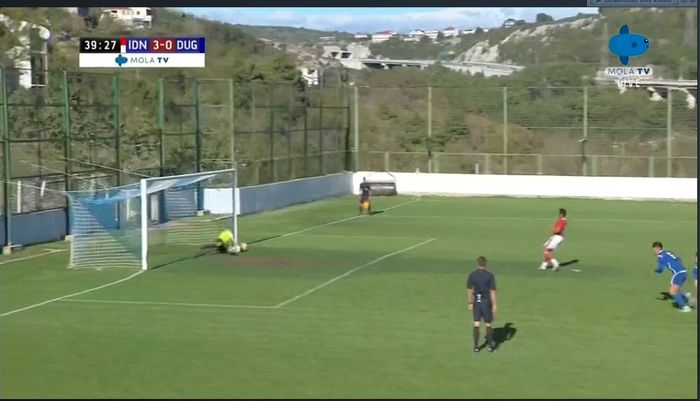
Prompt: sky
<box><xmin>178</xmin><ymin>7</ymin><xmax>596</xmax><ymax>34</ymax></box>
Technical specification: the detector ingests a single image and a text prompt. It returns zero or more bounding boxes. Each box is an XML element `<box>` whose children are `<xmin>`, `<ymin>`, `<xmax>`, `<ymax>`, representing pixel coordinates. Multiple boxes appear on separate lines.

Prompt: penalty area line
<box><xmin>57</xmin><ymin>298</ymin><xmax>277</xmax><ymax>310</ymax></box>
<box><xmin>275</xmin><ymin>237</ymin><xmax>435</xmax><ymax>308</ymax></box>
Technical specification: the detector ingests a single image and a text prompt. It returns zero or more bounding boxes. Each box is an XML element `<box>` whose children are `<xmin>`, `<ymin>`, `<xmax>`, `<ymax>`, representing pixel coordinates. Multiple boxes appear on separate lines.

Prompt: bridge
<box><xmin>594</xmin><ymin>77</ymin><xmax>697</xmax><ymax>106</ymax></box>
<box><xmin>339</xmin><ymin>58</ymin><xmax>525</xmax><ymax>77</ymax></box>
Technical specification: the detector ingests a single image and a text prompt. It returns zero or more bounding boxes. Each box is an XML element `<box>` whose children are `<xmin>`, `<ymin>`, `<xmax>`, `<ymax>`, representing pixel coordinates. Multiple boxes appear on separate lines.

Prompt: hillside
<box><xmin>368</xmin><ymin>8</ymin><xmax>696</xmax><ymax>80</ymax></box>
<box><xmin>233</xmin><ymin>24</ymin><xmax>354</xmax><ymax>46</ymax></box>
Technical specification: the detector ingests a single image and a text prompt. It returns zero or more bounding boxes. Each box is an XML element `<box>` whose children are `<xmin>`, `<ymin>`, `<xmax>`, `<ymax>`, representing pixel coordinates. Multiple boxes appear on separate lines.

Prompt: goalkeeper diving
<box><xmin>203</xmin><ymin>228</ymin><xmax>247</xmax><ymax>254</ymax></box>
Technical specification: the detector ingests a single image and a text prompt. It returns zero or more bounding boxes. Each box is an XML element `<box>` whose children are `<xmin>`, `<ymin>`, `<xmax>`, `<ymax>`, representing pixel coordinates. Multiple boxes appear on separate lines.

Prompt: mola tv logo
<box><xmin>604</xmin><ymin>24</ymin><xmax>653</xmax><ymax>88</ymax></box>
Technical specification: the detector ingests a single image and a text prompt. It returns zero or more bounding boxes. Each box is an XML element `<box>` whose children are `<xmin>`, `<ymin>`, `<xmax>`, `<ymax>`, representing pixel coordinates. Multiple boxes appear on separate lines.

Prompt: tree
<box><xmin>536</xmin><ymin>13</ymin><xmax>554</xmax><ymax>23</ymax></box>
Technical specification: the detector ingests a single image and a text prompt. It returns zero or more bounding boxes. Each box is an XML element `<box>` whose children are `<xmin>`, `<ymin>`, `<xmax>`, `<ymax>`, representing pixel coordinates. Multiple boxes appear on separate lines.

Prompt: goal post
<box><xmin>67</xmin><ymin>168</ymin><xmax>238</xmax><ymax>271</ymax></box>
<box><xmin>139</xmin><ymin>168</ymin><xmax>238</xmax><ymax>271</ymax></box>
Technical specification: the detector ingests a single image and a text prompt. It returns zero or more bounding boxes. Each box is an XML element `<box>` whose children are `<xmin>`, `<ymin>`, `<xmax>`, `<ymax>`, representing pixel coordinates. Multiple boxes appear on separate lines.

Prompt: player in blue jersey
<box><xmin>652</xmin><ymin>242</ymin><xmax>692</xmax><ymax>312</ymax></box>
<box><xmin>693</xmin><ymin>252</ymin><xmax>697</xmax><ymax>307</ymax></box>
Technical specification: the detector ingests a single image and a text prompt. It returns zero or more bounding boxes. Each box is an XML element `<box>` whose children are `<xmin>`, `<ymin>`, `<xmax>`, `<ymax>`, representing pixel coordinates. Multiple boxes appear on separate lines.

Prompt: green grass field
<box><xmin>0</xmin><ymin>195</ymin><xmax>697</xmax><ymax>398</ymax></box>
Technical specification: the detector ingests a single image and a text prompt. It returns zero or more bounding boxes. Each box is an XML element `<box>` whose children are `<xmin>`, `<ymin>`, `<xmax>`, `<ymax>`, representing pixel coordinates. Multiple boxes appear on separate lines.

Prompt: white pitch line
<box><xmin>275</xmin><ymin>238</ymin><xmax>435</xmax><ymax>308</ymax></box>
<box><xmin>57</xmin><ymin>298</ymin><xmax>276</xmax><ymax>309</ymax></box>
<box><xmin>378</xmin><ymin>215</ymin><xmax>695</xmax><ymax>224</ymax></box>
<box><xmin>295</xmin><ymin>233</ymin><xmax>429</xmax><ymax>241</ymax></box>
<box><xmin>0</xmin><ymin>248</ymin><xmax>66</xmax><ymax>266</ymax></box>
<box><xmin>266</xmin><ymin>198</ymin><xmax>420</xmax><ymax>241</ymax></box>
<box><xmin>0</xmin><ymin>270</ymin><xmax>144</xmax><ymax>318</ymax></box>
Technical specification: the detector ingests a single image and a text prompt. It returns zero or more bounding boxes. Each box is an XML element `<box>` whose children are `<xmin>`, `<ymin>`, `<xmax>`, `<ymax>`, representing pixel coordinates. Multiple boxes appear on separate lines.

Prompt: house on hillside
<box><xmin>461</xmin><ymin>28</ymin><xmax>476</xmax><ymax>35</ymax></box>
<box><xmin>320</xmin><ymin>36</ymin><xmax>335</xmax><ymax>42</ymax></box>
<box><xmin>299</xmin><ymin>67</ymin><xmax>319</xmax><ymax>86</ymax></box>
<box><xmin>103</xmin><ymin>7</ymin><xmax>152</xmax><ymax>29</ymax></box>
<box><xmin>371</xmin><ymin>30</ymin><xmax>395</xmax><ymax>43</ymax></box>
<box><xmin>425</xmin><ymin>30</ymin><xmax>439</xmax><ymax>40</ymax></box>
<box><xmin>503</xmin><ymin>18</ymin><xmax>517</xmax><ymax>28</ymax></box>
<box><xmin>354</xmin><ymin>34</ymin><xmax>369</xmax><ymax>40</ymax></box>
<box><xmin>409</xmin><ymin>29</ymin><xmax>425</xmax><ymax>38</ymax></box>
<box><xmin>442</xmin><ymin>27</ymin><xmax>459</xmax><ymax>38</ymax></box>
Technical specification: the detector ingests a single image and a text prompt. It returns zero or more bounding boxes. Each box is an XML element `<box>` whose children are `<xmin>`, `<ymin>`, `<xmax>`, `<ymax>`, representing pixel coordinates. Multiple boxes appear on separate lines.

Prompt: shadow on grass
<box><xmin>560</xmin><ymin>259</ymin><xmax>579</xmax><ymax>267</ymax></box>
<box><xmin>658</xmin><ymin>291</ymin><xmax>693</xmax><ymax>308</ymax></box>
<box><xmin>150</xmin><ymin>250</ymin><xmax>215</xmax><ymax>270</ymax></box>
<box><xmin>493</xmin><ymin>322</ymin><xmax>517</xmax><ymax>350</ymax></box>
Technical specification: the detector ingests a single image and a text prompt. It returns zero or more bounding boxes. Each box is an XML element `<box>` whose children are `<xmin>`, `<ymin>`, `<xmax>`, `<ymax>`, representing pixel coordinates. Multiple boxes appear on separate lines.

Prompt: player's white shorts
<box><xmin>544</xmin><ymin>234</ymin><xmax>564</xmax><ymax>250</ymax></box>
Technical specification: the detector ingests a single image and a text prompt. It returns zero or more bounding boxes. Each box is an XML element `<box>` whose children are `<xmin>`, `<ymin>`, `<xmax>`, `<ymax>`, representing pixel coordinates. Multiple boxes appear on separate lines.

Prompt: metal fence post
<box><xmin>193</xmin><ymin>79</ymin><xmax>203</xmax><ymax>210</ymax></box>
<box><xmin>269</xmin><ymin>85</ymin><xmax>275</xmax><ymax>182</ymax></box>
<box><xmin>353</xmin><ymin>86</ymin><xmax>359</xmax><ymax>171</ymax></box>
<box><xmin>537</xmin><ymin>154</ymin><xmax>543</xmax><ymax>175</ymax></box>
<box><xmin>427</xmin><ymin>86</ymin><xmax>432</xmax><ymax>173</ymax></box>
<box><xmin>319</xmin><ymin>90</ymin><xmax>324</xmax><ymax>175</ymax></box>
<box><xmin>384</xmin><ymin>151</ymin><xmax>390</xmax><ymax>172</ymax></box>
<box><xmin>229</xmin><ymin>79</ymin><xmax>236</xmax><ymax>172</ymax></box>
<box><xmin>502</xmin><ymin>87</ymin><xmax>508</xmax><ymax>175</ymax></box>
<box><xmin>288</xmin><ymin>84</ymin><xmax>293</xmax><ymax>179</ymax></box>
<box><xmin>648</xmin><ymin>156</ymin><xmax>655</xmax><ymax>177</ymax></box>
<box><xmin>582</xmin><ymin>86</ymin><xmax>588</xmax><ymax>176</ymax></box>
<box><xmin>193</xmin><ymin>80</ymin><xmax>201</xmax><ymax>174</ymax></box>
<box><xmin>61</xmin><ymin>70</ymin><xmax>72</xmax><ymax>236</ymax></box>
<box><xmin>157</xmin><ymin>79</ymin><xmax>165</xmax><ymax>176</ymax></box>
<box><xmin>303</xmin><ymin>85</ymin><xmax>309</xmax><ymax>177</ymax></box>
<box><xmin>112</xmin><ymin>75</ymin><xmax>121</xmax><ymax>186</ymax></box>
<box><xmin>62</xmin><ymin>71</ymin><xmax>72</xmax><ymax>191</ymax></box>
<box><xmin>1</xmin><ymin>68</ymin><xmax>11</xmax><ymax>250</ymax></box>
<box><xmin>344</xmin><ymin>81</ymin><xmax>351</xmax><ymax>173</ymax></box>
<box><xmin>666</xmin><ymin>89</ymin><xmax>672</xmax><ymax>177</ymax></box>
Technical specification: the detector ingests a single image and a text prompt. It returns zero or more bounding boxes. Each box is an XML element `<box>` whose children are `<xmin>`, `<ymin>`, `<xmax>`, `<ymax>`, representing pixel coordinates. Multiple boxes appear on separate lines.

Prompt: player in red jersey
<box><xmin>540</xmin><ymin>208</ymin><xmax>567</xmax><ymax>271</ymax></box>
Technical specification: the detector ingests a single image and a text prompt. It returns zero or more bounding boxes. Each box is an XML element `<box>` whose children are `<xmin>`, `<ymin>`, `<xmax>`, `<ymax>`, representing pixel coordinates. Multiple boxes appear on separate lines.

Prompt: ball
<box><xmin>240</xmin><ymin>242</ymin><xmax>248</xmax><ymax>252</ymax></box>
<box><xmin>227</xmin><ymin>244</ymin><xmax>241</xmax><ymax>255</ymax></box>
<box><xmin>361</xmin><ymin>201</ymin><xmax>370</xmax><ymax>211</ymax></box>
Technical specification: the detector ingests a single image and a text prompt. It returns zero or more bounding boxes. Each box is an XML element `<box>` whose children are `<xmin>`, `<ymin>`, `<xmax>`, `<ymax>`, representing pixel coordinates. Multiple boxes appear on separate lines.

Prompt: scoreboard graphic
<box><xmin>79</xmin><ymin>37</ymin><xmax>205</xmax><ymax>68</ymax></box>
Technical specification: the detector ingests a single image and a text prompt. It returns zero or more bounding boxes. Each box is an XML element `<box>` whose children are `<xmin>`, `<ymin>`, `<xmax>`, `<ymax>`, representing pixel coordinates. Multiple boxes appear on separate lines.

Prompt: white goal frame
<box><xmin>139</xmin><ymin>168</ymin><xmax>238</xmax><ymax>270</ymax></box>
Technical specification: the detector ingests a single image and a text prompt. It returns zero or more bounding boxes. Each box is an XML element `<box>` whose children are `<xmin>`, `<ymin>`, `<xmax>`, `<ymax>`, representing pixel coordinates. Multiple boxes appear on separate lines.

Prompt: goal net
<box><xmin>66</xmin><ymin>169</ymin><xmax>238</xmax><ymax>270</ymax></box>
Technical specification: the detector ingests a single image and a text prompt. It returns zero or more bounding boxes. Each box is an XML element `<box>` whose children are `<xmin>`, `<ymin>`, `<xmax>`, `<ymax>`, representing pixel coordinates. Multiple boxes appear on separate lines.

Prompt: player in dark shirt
<box><xmin>358</xmin><ymin>177</ymin><xmax>372</xmax><ymax>215</ymax></box>
<box><xmin>467</xmin><ymin>256</ymin><xmax>498</xmax><ymax>353</ymax></box>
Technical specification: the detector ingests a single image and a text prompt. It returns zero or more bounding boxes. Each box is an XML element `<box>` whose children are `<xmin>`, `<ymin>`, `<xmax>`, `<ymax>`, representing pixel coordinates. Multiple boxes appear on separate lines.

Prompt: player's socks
<box><xmin>551</xmin><ymin>259</ymin><xmax>560</xmax><ymax>271</ymax></box>
<box><xmin>473</xmin><ymin>327</ymin><xmax>480</xmax><ymax>350</ymax></box>
<box><xmin>672</xmin><ymin>293</ymin><xmax>688</xmax><ymax>308</ymax></box>
<box><xmin>486</xmin><ymin>327</ymin><xmax>495</xmax><ymax>351</ymax></box>
<box><xmin>539</xmin><ymin>262</ymin><xmax>548</xmax><ymax>270</ymax></box>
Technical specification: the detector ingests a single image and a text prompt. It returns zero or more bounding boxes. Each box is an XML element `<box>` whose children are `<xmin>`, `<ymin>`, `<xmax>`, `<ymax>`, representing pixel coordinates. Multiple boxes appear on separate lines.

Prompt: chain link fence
<box><xmin>355</xmin><ymin>85</ymin><xmax>697</xmax><ymax>178</ymax></box>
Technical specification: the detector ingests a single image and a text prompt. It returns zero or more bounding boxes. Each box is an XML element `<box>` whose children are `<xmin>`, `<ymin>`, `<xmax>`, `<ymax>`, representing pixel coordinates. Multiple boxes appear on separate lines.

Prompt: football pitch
<box><xmin>0</xmin><ymin>195</ymin><xmax>697</xmax><ymax>398</ymax></box>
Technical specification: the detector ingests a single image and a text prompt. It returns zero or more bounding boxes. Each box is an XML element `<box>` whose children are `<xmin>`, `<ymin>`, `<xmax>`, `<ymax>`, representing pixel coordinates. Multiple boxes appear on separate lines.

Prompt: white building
<box><xmin>442</xmin><ymin>27</ymin><xmax>459</xmax><ymax>38</ymax></box>
<box><xmin>299</xmin><ymin>67</ymin><xmax>319</xmax><ymax>86</ymax></box>
<box><xmin>409</xmin><ymin>29</ymin><xmax>425</xmax><ymax>38</ymax></box>
<box><xmin>103</xmin><ymin>7</ymin><xmax>153</xmax><ymax>29</ymax></box>
<box><xmin>371</xmin><ymin>30</ymin><xmax>395</xmax><ymax>43</ymax></box>
<box><xmin>461</xmin><ymin>28</ymin><xmax>476</xmax><ymax>35</ymax></box>
<box><xmin>424</xmin><ymin>30</ymin><xmax>439</xmax><ymax>40</ymax></box>
<box><xmin>354</xmin><ymin>34</ymin><xmax>369</xmax><ymax>40</ymax></box>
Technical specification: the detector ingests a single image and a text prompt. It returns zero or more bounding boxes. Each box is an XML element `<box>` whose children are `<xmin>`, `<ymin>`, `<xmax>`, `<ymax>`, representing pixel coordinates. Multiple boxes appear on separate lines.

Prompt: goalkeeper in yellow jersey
<box><xmin>215</xmin><ymin>228</ymin><xmax>235</xmax><ymax>253</ymax></box>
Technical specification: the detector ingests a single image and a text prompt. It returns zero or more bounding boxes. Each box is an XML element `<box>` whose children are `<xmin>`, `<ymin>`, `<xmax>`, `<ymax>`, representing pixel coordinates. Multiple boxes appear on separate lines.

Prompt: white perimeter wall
<box><xmin>202</xmin><ymin>171</ymin><xmax>695</xmax><ymax>217</ymax></box>
<box><xmin>353</xmin><ymin>171</ymin><xmax>697</xmax><ymax>202</ymax></box>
